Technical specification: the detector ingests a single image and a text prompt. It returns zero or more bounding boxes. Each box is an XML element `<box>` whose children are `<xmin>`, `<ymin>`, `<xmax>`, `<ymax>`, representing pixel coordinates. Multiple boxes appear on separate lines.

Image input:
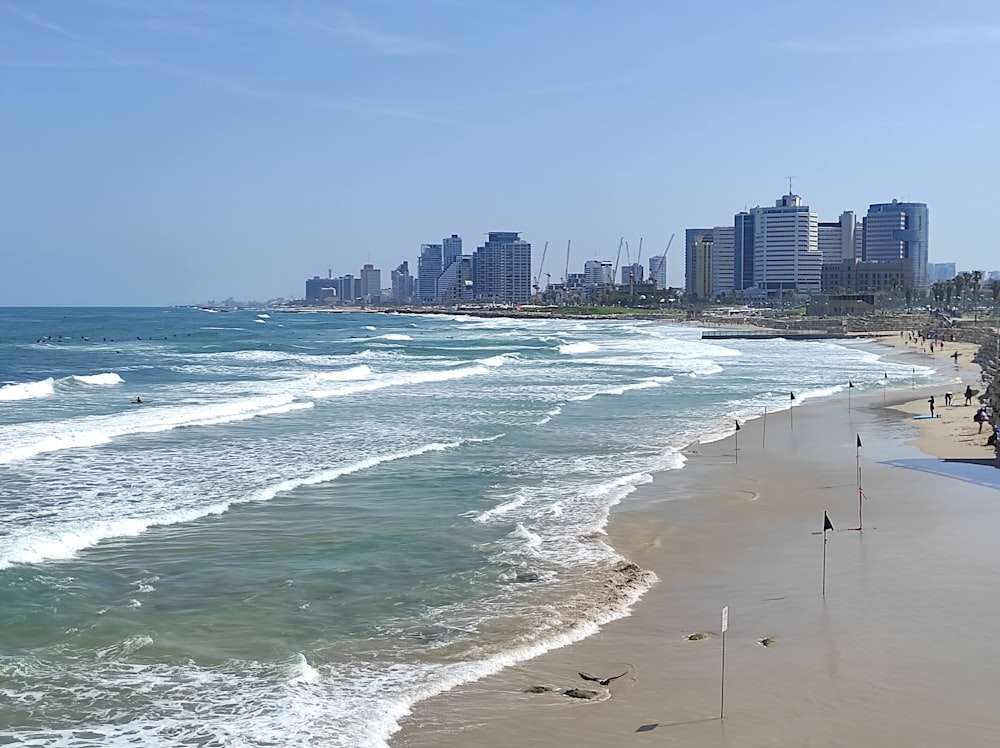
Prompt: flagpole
<box><xmin>854</xmin><ymin>434</ymin><xmax>865</xmax><ymax>530</ymax></box>
<box><xmin>734</xmin><ymin>420</ymin><xmax>740</xmax><ymax>464</ymax></box>
<box><xmin>720</xmin><ymin>605</ymin><xmax>728</xmax><ymax>720</ymax></box>
<box><xmin>822</xmin><ymin>512</ymin><xmax>831</xmax><ymax>596</ymax></box>
<box><xmin>762</xmin><ymin>407</ymin><xmax>767</xmax><ymax>449</ymax></box>
<box><xmin>848</xmin><ymin>381</ymin><xmax>852</xmax><ymax>411</ymax></box>
<box><xmin>883</xmin><ymin>372</ymin><xmax>888</xmax><ymax>405</ymax></box>
<box><xmin>789</xmin><ymin>392</ymin><xmax>795</xmax><ymax>430</ymax></box>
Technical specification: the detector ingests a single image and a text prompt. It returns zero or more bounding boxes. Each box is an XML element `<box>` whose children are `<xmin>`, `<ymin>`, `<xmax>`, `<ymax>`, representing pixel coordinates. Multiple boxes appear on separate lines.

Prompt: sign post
<box><xmin>720</xmin><ymin>605</ymin><xmax>728</xmax><ymax>720</ymax></box>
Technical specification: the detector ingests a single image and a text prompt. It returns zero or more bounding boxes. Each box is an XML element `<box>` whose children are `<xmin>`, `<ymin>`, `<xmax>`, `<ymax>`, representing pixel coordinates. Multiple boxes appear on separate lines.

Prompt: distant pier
<box><xmin>701</xmin><ymin>329</ymin><xmax>848</xmax><ymax>341</ymax></box>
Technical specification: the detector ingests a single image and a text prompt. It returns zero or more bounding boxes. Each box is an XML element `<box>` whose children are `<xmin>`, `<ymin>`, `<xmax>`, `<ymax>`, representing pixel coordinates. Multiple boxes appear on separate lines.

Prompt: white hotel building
<box><xmin>751</xmin><ymin>192</ymin><xmax>821</xmax><ymax>294</ymax></box>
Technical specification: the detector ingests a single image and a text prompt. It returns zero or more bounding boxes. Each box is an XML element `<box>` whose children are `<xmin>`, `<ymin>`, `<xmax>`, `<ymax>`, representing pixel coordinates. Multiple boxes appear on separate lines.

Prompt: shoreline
<box><xmin>390</xmin><ymin>332</ymin><xmax>1000</xmax><ymax>747</ymax></box>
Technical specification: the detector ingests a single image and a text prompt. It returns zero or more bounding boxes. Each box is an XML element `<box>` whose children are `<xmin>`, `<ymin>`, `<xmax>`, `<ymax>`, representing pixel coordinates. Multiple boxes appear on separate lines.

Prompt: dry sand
<box><xmin>391</xmin><ymin>332</ymin><xmax>1000</xmax><ymax>748</ymax></box>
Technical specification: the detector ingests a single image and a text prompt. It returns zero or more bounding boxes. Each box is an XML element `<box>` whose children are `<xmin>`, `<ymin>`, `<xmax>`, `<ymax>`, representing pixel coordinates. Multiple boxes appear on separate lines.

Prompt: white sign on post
<box><xmin>721</xmin><ymin>606</ymin><xmax>728</xmax><ymax>633</ymax></box>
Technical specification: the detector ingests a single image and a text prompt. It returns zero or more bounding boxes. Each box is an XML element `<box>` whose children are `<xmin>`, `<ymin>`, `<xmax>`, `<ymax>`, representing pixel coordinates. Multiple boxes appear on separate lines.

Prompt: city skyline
<box><xmin>3</xmin><ymin>1</ymin><xmax>1000</xmax><ymax>305</ymax></box>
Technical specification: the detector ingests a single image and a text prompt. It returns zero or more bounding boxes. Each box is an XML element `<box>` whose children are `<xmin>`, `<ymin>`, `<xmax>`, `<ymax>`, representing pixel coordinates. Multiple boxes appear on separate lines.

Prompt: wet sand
<box><xmin>391</xmin><ymin>334</ymin><xmax>1000</xmax><ymax>748</ymax></box>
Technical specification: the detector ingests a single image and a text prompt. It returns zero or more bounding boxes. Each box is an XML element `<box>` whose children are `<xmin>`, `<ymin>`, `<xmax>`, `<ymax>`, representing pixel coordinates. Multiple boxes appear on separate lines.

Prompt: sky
<box><xmin>2</xmin><ymin>0</ymin><xmax>999</xmax><ymax>306</ymax></box>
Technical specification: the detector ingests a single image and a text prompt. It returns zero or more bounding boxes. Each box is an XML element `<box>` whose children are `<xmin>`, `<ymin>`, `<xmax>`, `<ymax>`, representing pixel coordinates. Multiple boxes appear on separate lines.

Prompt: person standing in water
<box><xmin>928</xmin><ymin>395</ymin><xmax>936</xmax><ymax>417</ymax></box>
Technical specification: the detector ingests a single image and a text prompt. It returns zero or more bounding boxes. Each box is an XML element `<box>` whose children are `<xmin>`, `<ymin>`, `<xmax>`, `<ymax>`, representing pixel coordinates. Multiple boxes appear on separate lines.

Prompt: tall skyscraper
<box><xmin>437</xmin><ymin>256</ymin><xmax>473</xmax><ymax>304</ymax></box>
<box><xmin>442</xmin><ymin>234</ymin><xmax>463</xmax><ymax>270</ymax></box>
<box><xmin>684</xmin><ymin>228</ymin><xmax>714</xmax><ymax>301</ymax></box>
<box><xmin>648</xmin><ymin>254</ymin><xmax>668</xmax><ymax>289</ymax></box>
<box><xmin>472</xmin><ymin>232</ymin><xmax>532</xmax><ymax>304</ymax></box>
<box><xmin>417</xmin><ymin>244</ymin><xmax>443</xmax><ymax>303</ymax></box>
<box><xmin>711</xmin><ymin>225</ymin><xmax>735</xmax><ymax>298</ymax></box>
<box><xmin>391</xmin><ymin>261</ymin><xmax>415</xmax><ymax>304</ymax></box>
<box><xmin>862</xmin><ymin>200</ymin><xmax>929</xmax><ymax>289</ymax></box>
<box><xmin>751</xmin><ymin>193</ymin><xmax>821</xmax><ymax>294</ymax></box>
<box><xmin>733</xmin><ymin>211</ymin><xmax>754</xmax><ymax>292</ymax></box>
<box><xmin>818</xmin><ymin>211</ymin><xmax>858</xmax><ymax>266</ymax></box>
<box><xmin>584</xmin><ymin>260</ymin><xmax>614</xmax><ymax>289</ymax></box>
<box><xmin>620</xmin><ymin>262</ymin><xmax>644</xmax><ymax>287</ymax></box>
<box><xmin>360</xmin><ymin>264</ymin><xmax>381</xmax><ymax>304</ymax></box>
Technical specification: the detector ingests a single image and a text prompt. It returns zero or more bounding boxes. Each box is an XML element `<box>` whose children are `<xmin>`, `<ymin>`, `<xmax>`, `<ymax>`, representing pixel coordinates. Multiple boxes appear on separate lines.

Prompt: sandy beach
<box><xmin>391</xmin><ymin>333</ymin><xmax>1000</xmax><ymax>747</ymax></box>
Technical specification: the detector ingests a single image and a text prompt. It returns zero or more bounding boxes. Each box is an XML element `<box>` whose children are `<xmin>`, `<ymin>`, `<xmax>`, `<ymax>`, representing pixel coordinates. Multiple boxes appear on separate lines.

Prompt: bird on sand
<box><xmin>578</xmin><ymin>670</ymin><xmax>628</xmax><ymax>686</ymax></box>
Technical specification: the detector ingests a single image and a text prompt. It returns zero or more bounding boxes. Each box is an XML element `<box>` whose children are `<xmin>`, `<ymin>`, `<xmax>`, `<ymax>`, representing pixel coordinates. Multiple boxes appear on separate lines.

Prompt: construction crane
<box><xmin>612</xmin><ymin>237</ymin><xmax>624</xmax><ymax>283</ymax></box>
<box><xmin>562</xmin><ymin>239</ymin><xmax>572</xmax><ymax>289</ymax></box>
<box><xmin>652</xmin><ymin>233</ymin><xmax>675</xmax><ymax>291</ymax></box>
<box><xmin>533</xmin><ymin>241</ymin><xmax>549</xmax><ymax>301</ymax></box>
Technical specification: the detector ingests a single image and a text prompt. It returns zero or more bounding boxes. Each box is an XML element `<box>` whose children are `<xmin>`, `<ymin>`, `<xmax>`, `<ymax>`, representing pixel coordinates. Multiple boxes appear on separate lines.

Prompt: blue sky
<box><xmin>2</xmin><ymin>0</ymin><xmax>998</xmax><ymax>305</ymax></box>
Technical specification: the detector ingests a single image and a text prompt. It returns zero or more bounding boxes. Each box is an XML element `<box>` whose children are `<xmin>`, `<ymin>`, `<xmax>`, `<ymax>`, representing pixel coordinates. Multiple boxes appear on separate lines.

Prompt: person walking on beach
<box><xmin>945</xmin><ymin>392</ymin><xmax>953</xmax><ymax>407</ymax></box>
<box><xmin>928</xmin><ymin>395</ymin><xmax>936</xmax><ymax>417</ymax></box>
<box><xmin>975</xmin><ymin>407</ymin><xmax>987</xmax><ymax>433</ymax></box>
<box><xmin>964</xmin><ymin>385</ymin><xmax>975</xmax><ymax>405</ymax></box>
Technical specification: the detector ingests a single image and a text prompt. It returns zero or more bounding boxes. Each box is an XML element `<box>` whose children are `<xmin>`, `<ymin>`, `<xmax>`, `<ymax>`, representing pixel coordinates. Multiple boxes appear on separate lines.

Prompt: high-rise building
<box><xmin>305</xmin><ymin>273</ymin><xmax>337</xmax><ymax>303</ymax></box>
<box><xmin>437</xmin><ymin>256</ymin><xmax>473</xmax><ymax>304</ymax></box>
<box><xmin>711</xmin><ymin>225</ymin><xmax>735</xmax><ymax>298</ymax></box>
<box><xmin>862</xmin><ymin>200</ymin><xmax>929</xmax><ymax>289</ymax></box>
<box><xmin>391</xmin><ymin>261</ymin><xmax>415</xmax><ymax>304</ymax></box>
<box><xmin>684</xmin><ymin>228</ymin><xmax>714</xmax><ymax>301</ymax></box>
<box><xmin>443</xmin><ymin>234</ymin><xmax>463</xmax><ymax>270</ymax></box>
<box><xmin>360</xmin><ymin>264</ymin><xmax>381</xmax><ymax>305</ymax></box>
<box><xmin>584</xmin><ymin>260</ymin><xmax>614</xmax><ymax>289</ymax></box>
<box><xmin>819</xmin><ymin>211</ymin><xmax>858</xmax><ymax>267</ymax></box>
<box><xmin>648</xmin><ymin>254</ymin><xmax>668</xmax><ymax>289</ymax></box>
<box><xmin>472</xmin><ymin>232</ymin><xmax>532</xmax><ymax>304</ymax></box>
<box><xmin>733</xmin><ymin>212</ymin><xmax>754</xmax><ymax>292</ymax></box>
<box><xmin>927</xmin><ymin>263</ymin><xmax>956</xmax><ymax>283</ymax></box>
<box><xmin>417</xmin><ymin>244</ymin><xmax>443</xmax><ymax>303</ymax></box>
<box><xmin>620</xmin><ymin>262</ymin><xmax>644</xmax><ymax>287</ymax></box>
<box><xmin>751</xmin><ymin>193</ymin><xmax>821</xmax><ymax>294</ymax></box>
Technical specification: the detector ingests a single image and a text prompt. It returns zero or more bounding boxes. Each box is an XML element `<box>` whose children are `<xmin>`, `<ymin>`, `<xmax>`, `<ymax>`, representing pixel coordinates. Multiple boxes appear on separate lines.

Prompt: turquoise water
<box><xmin>0</xmin><ymin>308</ymin><xmax>934</xmax><ymax>746</ymax></box>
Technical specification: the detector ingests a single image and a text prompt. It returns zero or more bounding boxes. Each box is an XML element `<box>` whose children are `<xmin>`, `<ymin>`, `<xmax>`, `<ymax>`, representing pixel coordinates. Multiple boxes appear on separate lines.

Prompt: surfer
<box><xmin>133</xmin><ymin>396</ymin><xmax>143</xmax><ymax>404</ymax></box>
<box><xmin>964</xmin><ymin>385</ymin><xmax>974</xmax><ymax>406</ymax></box>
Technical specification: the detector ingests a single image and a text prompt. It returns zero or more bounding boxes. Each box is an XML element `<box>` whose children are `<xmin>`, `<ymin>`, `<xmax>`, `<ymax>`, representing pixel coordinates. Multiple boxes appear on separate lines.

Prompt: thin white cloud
<box><xmin>297</xmin><ymin>7</ymin><xmax>442</xmax><ymax>55</ymax></box>
<box><xmin>3</xmin><ymin>2</ymin><xmax>80</xmax><ymax>40</ymax></box>
<box><xmin>138</xmin><ymin>15</ymin><xmax>220</xmax><ymax>42</ymax></box>
<box><xmin>776</xmin><ymin>24</ymin><xmax>1000</xmax><ymax>54</ymax></box>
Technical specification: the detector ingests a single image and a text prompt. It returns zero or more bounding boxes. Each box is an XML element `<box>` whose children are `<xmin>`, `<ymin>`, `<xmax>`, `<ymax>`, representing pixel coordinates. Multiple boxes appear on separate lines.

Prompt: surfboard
<box><xmin>912</xmin><ymin>414</ymin><xmax>940</xmax><ymax>419</ymax></box>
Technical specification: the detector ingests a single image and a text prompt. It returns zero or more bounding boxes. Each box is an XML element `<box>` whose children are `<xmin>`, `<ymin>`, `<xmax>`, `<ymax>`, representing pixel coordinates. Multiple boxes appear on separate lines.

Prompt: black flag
<box><xmin>735</xmin><ymin>420</ymin><xmax>741</xmax><ymax>431</ymax></box>
<box><xmin>790</xmin><ymin>392</ymin><xmax>796</xmax><ymax>401</ymax></box>
<box><xmin>824</xmin><ymin>512</ymin><xmax>834</xmax><ymax>532</ymax></box>
<box><xmin>849</xmin><ymin>381</ymin><xmax>854</xmax><ymax>388</ymax></box>
<box><xmin>856</xmin><ymin>434</ymin><xmax>862</xmax><ymax>448</ymax></box>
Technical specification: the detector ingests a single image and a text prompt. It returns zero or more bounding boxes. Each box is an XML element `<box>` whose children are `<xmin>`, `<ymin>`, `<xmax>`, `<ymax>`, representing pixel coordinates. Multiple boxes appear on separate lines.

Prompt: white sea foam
<box><xmin>288</xmin><ymin>653</ymin><xmax>320</xmax><ymax>684</ymax></box>
<box><xmin>0</xmin><ymin>378</ymin><xmax>55</xmax><ymax>401</ymax></box>
<box><xmin>374</xmin><ymin>333</ymin><xmax>412</xmax><ymax>341</ymax></box>
<box><xmin>569</xmin><ymin>379</ymin><xmax>663</xmax><ymax>401</ymax></box>
<box><xmin>558</xmin><ymin>341</ymin><xmax>598</xmax><ymax>355</ymax></box>
<box><xmin>0</xmin><ymin>440</ymin><xmax>465</xmax><ymax>570</ymax></box>
<box><xmin>309</xmin><ymin>365</ymin><xmax>372</xmax><ymax>382</ymax></box>
<box><xmin>0</xmin><ymin>396</ymin><xmax>314</xmax><ymax>465</ymax></box>
<box><xmin>71</xmin><ymin>373</ymin><xmax>125</xmax><ymax>386</ymax></box>
<box><xmin>476</xmin><ymin>353</ymin><xmax>515</xmax><ymax>367</ymax></box>
<box><xmin>474</xmin><ymin>488</ymin><xmax>530</xmax><ymax>523</ymax></box>
<box><xmin>306</xmin><ymin>364</ymin><xmax>489</xmax><ymax>399</ymax></box>
<box><xmin>243</xmin><ymin>441</ymin><xmax>461</xmax><ymax>505</ymax></box>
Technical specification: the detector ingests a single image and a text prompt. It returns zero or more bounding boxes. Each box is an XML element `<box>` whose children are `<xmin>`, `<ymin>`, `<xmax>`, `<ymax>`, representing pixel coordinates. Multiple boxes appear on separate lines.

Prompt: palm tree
<box><xmin>931</xmin><ymin>281</ymin><xmax>947</xmax><ymax>307</ymax></box>
<box><xmin>953</xmin><ymin>273</ymin><xmax>968</xmax><ymax>311</ymax></box>
<box><xmin>971</xmin><ymin>270</ymin><xmax>984</xmax><ymax>320</ymax></box>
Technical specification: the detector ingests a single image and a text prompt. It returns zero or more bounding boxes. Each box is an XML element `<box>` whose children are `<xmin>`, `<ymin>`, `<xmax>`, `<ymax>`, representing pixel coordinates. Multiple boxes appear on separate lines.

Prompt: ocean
<box><xmin>0</xmin><ymin>307</ymin><xmax>934</xmax><ymax>747</ymax></box>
